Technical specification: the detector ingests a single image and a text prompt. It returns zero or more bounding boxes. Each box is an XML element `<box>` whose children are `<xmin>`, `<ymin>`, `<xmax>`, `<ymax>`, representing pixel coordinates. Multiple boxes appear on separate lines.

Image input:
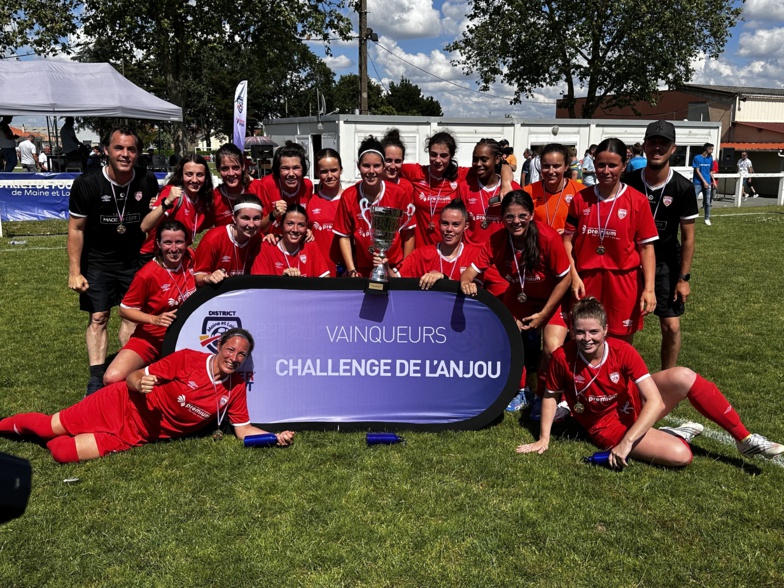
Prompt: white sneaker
<box><xmin>737</xmin><ymin>434</ymin><xmax>784</xmax><ymax>459</ymax></box>
<box><xmin>704</xmin><ymin>219</ymin><xmax>712</xmax><ymax>226</ymax></box>
<box><xmin>660</xmin><ymin>422</ymin><xmax>704</xmax><ymax>444</ymax></box>
<box><xmin>752</xmin><ymin>194</ymin><xmax>759</xmax><ymax>198</ymax></box>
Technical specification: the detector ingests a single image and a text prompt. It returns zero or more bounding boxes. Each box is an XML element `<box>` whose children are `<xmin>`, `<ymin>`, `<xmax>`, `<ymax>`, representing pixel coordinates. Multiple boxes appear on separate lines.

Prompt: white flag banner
<box><xmin>233</xmin><ymin>80</ymin><xmax>247</xmax><ymax>152</ymax></box>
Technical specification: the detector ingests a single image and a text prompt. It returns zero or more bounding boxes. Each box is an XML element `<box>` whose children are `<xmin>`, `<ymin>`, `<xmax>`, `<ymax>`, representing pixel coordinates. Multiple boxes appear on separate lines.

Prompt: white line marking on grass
<box><xmin>663</xmin><ymin>415</ymin><xmax>784</xmax><ymax>469</ymax></box>
<box><xmin>714</xmin><ymin>211</ymin><xmax>784</xmax><ymax>217</ymax></box>
<box><xmin>0</xmin><ymin>246</ymin><xmax>66</xmax><ymax>252</ymax></box>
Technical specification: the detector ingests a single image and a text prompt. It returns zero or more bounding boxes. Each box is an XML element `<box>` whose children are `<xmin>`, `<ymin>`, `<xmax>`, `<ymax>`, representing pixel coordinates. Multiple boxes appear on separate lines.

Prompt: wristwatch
<box><xmin>161</xmin><ymin>199</ymin><xmax>174</xmax><ymax>211</ymax></box>
<box><xmin>678</xmin><ymin>273</ymin><xmax>691</xmax><ymax>282</ymax></box>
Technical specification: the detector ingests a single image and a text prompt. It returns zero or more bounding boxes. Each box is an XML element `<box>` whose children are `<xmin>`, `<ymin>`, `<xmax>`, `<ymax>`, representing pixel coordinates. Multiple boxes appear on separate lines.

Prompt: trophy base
<box><xmin>365</xmin><ymin>280</ymin><xmax>388</xmax><ymax>295</ymax></box>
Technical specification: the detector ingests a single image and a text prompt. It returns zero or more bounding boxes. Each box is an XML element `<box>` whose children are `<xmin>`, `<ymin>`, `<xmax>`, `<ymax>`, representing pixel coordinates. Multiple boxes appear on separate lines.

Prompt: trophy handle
<box><xmin>358</xmin><ymin>197</ymin><xmax>372</xmax><ymax>231</ymax></box>
<box><xmin>398</xmin><ymin>203</ymin><xmax>416</xmax><ymax>232</ymax></box>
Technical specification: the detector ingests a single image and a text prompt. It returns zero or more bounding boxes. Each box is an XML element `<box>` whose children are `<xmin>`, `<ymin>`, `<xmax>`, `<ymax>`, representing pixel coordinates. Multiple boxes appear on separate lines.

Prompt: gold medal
<box><xmin>574</xmin><ymin>402</ymin><xmax>585</xmax><ymax>414</ymax></box>
<box><xmin>117</xmin><ymin>223</ymin><xmax>127</xmax><ymax>235</ymax></box>
<box><xmin>481</xmin><ymin>218</ymin><xmax>489</xmax><ymax>230</ymax></box>
<box><xmin>517</xmin><ymin>291</ymin><xmax>527</xmax><ymax>303</ymax></box>
<box><xmin>596</xmin><ymin>245</ymin><xmax>605</xmax><ymax>255</ymax></box>
<box><xmin>212</xmin><ymin>430</ymin><xmax>224</xmax><ymax>441</ymax></box>
<box><xmin>428</xmin><ymin>222</ymin><xmax>436</xmax><ymax>232</ymax></box>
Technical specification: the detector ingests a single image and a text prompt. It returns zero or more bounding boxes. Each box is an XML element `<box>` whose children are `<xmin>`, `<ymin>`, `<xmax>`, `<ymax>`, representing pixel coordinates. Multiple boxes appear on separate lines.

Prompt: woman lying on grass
<box><xmin>0</xmin><ymin>328</ymin><xmax>294</xmax><ymax>463</ymax></box>
<box><xmin>516</xmin><ymin>297</ymin><xmax>783</xmax><ymax>468</ymax></box>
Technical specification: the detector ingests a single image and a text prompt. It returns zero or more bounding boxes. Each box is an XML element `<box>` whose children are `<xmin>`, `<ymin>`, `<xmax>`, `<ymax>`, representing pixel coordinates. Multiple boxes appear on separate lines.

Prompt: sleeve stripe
<box><xmin>332</xmin><ymin>229</ymin><xmax>350</xmax><ymax>237</ymax></box>
<box><xmin>637</xmin><ymin>236</ymin><xmax>659</xmax><ymax>244</ymax></box>
<box><xmin>680</xmin><ymin>214</ymin><xmax>699</xmax><ymax>220</ymax></box>
<box><xmin>318</xmin><ymin>271</ymin><xmax>330</xmax><ymax>278</ymax></box>
<box><xmin>555</xmin><ymin>267</ymin><xmax>570</xmax><ymax>278</ymax></box>
<box><xmin>545</xmin><ymin>388</ymin><xmax>564</xmax><ymax>395</ymax></box>
<box><xmin>119</xmin><ymin>303</ymin><xmax>141</xmax><ymax>310</ymax></box>
<box><xmin>230</xmin><ymin>420</ymin><xmax>251</xmax><ymax>427</ymax></box>
<box><xmin>634</xmin><ymin>373</ymin><xmax>651</xmax><ymax>384</ymax></box>
<box><xmin>68</xmin><ymin>212</ymin><xmax>87</xmax><ymax>218</ymax></box>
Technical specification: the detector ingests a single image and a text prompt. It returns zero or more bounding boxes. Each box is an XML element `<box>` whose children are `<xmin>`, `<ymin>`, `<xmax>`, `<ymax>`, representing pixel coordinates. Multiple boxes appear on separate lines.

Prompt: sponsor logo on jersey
<box><xmin>418</xmin><ymin>192</ymin><xmax>427</xmax><ymax>202</ymax></box>
<box><xmin>468</xmin><ymin>197</ymin><xmax>478</xmax><ymax>205</ymax></box>
<box><xmin>618</xmin><ymin>209</ymin><xmax>627</xmax><ymax>219</ymax></box>
<box><xmin>161</xmin><ymin>283</ymin><xmax>171</xmax><ymax>292</ymax></box>
<box><xmin>610</xmin><ymin>372</ymin><xmax>620</xmax><ymax>383</ymax></box>
<box><xmin>588</xmin><ymin>394</ymin><xmax>618</xmax><ymax>403</ymax></box>
<box><xmin>311</xmin><ymin>207</ymin><xmax>321</xmax><ymax>214</ymax></box>
<box><xmin>167</xmin><ymin>297</ymin><xmax>178</xmax><ymax>307</ymax></box>
<box><xmin>101</xmin><ymin>195</ymin><xmax>111</xmax><ymax>202</ymax></box>
<box><xmin>574</xmin><ymin>374</ymin><xmax>585</xmax><ymax>384</ymax></box>
<box><xmin>662</xmin><ymin>196</ymin><xmax>673</xmax><ymax>207</ymax></box>
<box><xmin>622</xmin><ymin>319</ymin><xmax>633</xmax><ymax>327</ymax></box>
<box><xmin>188</xmin><ymin>381</ymin><xmax>198</xmax><ymax>389</ymax></box>
<box><xmin>178</xmin><ymin>394</ymin><xmax>187</xmax><ymax>406</ymax></box>
<box><xmin>200</xmin><ymin>313</ymin><xmax>242</xmax><ymax>353</ymax></box>
<box><xmin>221</xmin><ymin>255</ymin><xmax>232</xmax><ymax>263</ymax></box>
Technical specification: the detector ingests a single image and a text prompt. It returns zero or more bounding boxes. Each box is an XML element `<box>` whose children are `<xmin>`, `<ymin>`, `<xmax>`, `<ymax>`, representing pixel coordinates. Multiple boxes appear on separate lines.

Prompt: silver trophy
<box><xmin>364</xmin><ymin>203</ymin><xmax>402</xmax><ymax>290</ymax></box>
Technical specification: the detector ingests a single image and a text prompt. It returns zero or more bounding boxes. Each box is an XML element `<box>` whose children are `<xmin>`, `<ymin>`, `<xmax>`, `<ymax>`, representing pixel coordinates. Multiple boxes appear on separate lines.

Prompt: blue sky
<box><xmin>307</xmin><ymin>0</ymin><xmax>784</xmax><ymax>118</ymax></box>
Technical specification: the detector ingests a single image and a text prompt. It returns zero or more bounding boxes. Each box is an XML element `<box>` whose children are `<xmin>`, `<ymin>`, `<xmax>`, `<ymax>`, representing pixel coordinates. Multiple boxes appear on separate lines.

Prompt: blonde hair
<box><xmin>570</xmin><ymin>296</ymin><xmax>607</xmax><ymax>328</ymax></box>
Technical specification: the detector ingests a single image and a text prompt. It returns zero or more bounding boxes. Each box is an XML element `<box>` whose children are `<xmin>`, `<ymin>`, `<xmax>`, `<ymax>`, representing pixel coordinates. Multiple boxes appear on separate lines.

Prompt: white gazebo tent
<box><xmin>0</xmin><ymin>60</ymin><xmax>182</xmax><ymax>120</ymax></box>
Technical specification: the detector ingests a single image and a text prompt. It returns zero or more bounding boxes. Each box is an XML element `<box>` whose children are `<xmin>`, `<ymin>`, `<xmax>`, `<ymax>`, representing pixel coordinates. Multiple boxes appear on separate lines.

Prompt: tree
<box><xmin>448</xmin><ymin>0</ymin><xmax>742</xmax><ymax>118</ymax></box>
<box><xmin>386</xmin><ymin>77</ymin><xmax>443</xmax><ymax>116</ymax></box>
<box><xmin>332</xmin><ymin>74</ymin><xmax>386</xmax><ymax>114</ymax></box>
<box><xmin>0</xmin><ymin>0</ymin><xmax>78</xmax><ymax>56</ymax></box>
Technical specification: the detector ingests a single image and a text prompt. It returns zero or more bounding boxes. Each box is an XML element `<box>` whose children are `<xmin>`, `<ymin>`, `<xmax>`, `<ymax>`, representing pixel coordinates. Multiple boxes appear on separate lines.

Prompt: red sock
<box><xmin>687</xmin><ymin>374</ymin><xmax>750</xmax><ymax>442</ymax></box>
<box><xmin>0</xmin><ymin>413</ymin><xmax>55</xmax><ymax>439</ymax></box>
<box><xmin>518</xmin><ymin>367</ymin><xmax>527</xmax><ymax>390</ymax></box>
<box><xmin>46</xmin><ymin>437</ymin><xmax>80</xmax><ymax>464</ymax></box>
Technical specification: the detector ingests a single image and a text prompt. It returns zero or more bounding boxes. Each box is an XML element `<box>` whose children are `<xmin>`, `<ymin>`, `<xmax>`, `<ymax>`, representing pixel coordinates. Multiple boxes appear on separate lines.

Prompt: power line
<box><xmin>367</xmin><ymin>53</ymin><xmax>389</xmax><ymax>93</ymax></box>
<box><xmin>372</xmin><ymin>41</ymin><xmax>553</xmax><ymax>106</ymax></box>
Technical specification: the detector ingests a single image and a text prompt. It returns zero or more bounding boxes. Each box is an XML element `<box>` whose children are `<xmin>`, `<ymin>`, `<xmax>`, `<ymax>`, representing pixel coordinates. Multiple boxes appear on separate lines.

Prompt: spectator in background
<box><xmin>17</xmin><ymin>134</ymin><xmax>38</xmax><ymax>172</ymax></box>
<box><xmin>499</xmin><ymin>139</ymin><xmax>518</xmax><ymax>172</ymax></box>
<box><xmin>61</xmin><ymin>117</ymin><xmax>89</xmax><ymax>168</ymax></box>
<box><xmin>0</xmin><ymin>116</ymin><xmax>19</xmax><ymax>172</ymax></box>
<box><xmin>737</xmin><ymin>151</ymin><xmax>758</xmax><ymax>198</ymax></box>
<box><xmin>528</xmin><ymin>146</ymin><xmax>542</xmax><ymax>184</ymax></box>
<box><xmin>581</xmin><ymin>144</ymin><xmax>597</xmax><ymax>186</ymax></box>
<box><xmin>691</xmin><ymin>143</ymin><xmax>714</xmax><ymax>226</ymax></box>
<box><xmin>568</xmin><ymin>147</ymin><xmax>581</xmax><ymax>180</ymax></box>
<box><xmin>39</xmin><ymin>146</ymin><xmax>50</xmax><ymax>172</ymax></box>
<box><xmin>626</xmin><ymin>143</ymin><xmax>647</xmax><ymax>172</ymax></box>
<box><xmin>521</xmin><ymin>148</ymin><xmax>533</xmax><ymax>185</ymax></box>
<box><xmin>87</xmin><ymin>145</ymin><xmax>104</xmax><ymax>171</ymax></box>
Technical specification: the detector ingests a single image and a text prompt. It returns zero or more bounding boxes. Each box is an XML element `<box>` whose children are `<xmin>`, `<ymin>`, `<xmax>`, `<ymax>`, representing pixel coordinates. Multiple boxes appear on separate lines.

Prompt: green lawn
<box><xmin>1</xmin><ymin>210</ymin><xmax>783</xmax><ymax>587</ymax></box>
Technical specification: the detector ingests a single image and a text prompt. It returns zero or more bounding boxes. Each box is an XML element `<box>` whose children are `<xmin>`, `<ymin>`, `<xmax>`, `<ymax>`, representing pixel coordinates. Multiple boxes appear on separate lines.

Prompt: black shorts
<box><xmin>654</xmin><ymin>260</ymin><xmax>685</xmax><ymax>319</ymax></box>
<box><xmin>79</xmin><ymin>264</ymin><xmax>137</xmax><ymax>314</ymax></box>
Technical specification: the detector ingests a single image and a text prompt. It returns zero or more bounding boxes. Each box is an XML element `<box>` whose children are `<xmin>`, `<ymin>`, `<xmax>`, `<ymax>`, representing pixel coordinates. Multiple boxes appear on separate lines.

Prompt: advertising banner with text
<box><xmin>163</xmin><ymin>277</ymin><xmax>523</xmax><ymax>431</ymax></box>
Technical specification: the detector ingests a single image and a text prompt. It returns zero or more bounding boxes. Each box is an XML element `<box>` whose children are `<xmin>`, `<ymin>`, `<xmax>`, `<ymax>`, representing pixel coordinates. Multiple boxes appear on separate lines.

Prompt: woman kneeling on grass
<box><xmin>0</xmin><ymin>329</ymin><xmax>294</xmax><ymax>463</ymax></box>
<box><xmin>516</xmin><ymin>297</ymin><xmax>783</xmax><ymax>468</ymax></box>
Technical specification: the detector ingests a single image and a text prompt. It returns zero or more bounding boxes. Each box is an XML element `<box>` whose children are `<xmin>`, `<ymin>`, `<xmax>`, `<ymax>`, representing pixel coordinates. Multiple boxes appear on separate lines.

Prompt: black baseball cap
<box><xmin>644</xmin><ymin>120</ymin><xmax>676</xmax><ymax>142</ymax></box>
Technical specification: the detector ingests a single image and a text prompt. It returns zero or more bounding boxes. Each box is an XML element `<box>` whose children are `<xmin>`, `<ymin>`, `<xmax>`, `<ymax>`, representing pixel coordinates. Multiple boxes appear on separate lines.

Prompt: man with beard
<box><xmin>625</xmin><ymin>121</ymin><xmax>697</xmax><ymax>369</ymax></box>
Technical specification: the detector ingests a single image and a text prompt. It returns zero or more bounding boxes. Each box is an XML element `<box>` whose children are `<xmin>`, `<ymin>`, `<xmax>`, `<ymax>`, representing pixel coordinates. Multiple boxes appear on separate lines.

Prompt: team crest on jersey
<box><xmin>618</xmin><ymin>209</ymin><xmax>627</xmax><ymax>219</ymax></box>
<box><xmin>299</xmin><ymin>254</ymin><xmax>307</xmax><ymax>263</ymax></box>
<box><xmin>219</xmin><ymin>395</ymin><xmax>229</xmax><ymax>407</ymax></box>
<box><xmin>610</xmin><ymin>372</ymin><xmax>620</xmax><ymax>383</ymax></box>
<box><xmin>135</xmin><ymin>191</ymin><xmax>143</xmax><ymax>201</ymax></box>
<box><xmin>566</xmin><ymin>195</ymin><xmax>574</xmax><ymax>203</ymax></box>
<box><xmin>450</xmin><ymin>181</ymin><xmax>457</xmax><ymax>189</ymax></box>
<box><xmin>662</xmin><ymin>196</ymin><xmax>673</xmax><ymax>207</ymax></box>
<box><xmin>200</xmin><ymin>314</ymin><xmax>242</xmax><ymax>352</ymax></box>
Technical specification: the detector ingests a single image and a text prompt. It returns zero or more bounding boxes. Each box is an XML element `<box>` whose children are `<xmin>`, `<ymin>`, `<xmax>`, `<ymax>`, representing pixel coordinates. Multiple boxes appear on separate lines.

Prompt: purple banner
<box><xmin>164</xmin><ymin>278</ymin><xmax>523</xmax><ymax>430</ymax></box>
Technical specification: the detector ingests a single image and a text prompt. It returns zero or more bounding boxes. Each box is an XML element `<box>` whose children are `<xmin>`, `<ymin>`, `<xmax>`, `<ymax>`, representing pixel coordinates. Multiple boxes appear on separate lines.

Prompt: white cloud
<box><xmin>440</xmin><ymin>1</ymin><xmax>472</xmax><ymax>38</ymax></box>
<box><xmin>367</xmin><ymin>0</ymin><xmax>442</xmax><ymax>39</ymax></box>
<box><xmin>323</xmin><ymin>54</ymin><xmax>354</xmax><ymax>71</ymax></box>
<box><xmin>737</xmin><ymin>27</ymin><xmax>784</xmax><ymax>58</ymax></box>
<box><xmin>743</xmin><ymin>0</ymin><xmax>784</xmax><ymax>21</ymax></box>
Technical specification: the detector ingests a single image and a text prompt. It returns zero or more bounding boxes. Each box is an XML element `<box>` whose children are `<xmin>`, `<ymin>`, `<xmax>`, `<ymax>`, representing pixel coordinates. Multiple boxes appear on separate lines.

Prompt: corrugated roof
<box><xmin>682</xmin><ymin>84</ymin><xmax>784</xmax><ymax>97</ymax></box>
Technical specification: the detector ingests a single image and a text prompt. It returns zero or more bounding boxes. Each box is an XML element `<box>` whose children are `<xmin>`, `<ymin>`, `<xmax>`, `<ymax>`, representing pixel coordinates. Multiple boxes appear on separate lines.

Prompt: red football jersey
<box><xmin>546</xmin><ymin>339</ymin><xmax>649</xmax><ymax>433</ymax></box>
<box><xmin>471</xmin><ymin>222</ymin><xmax>570</xmax><ymax>303</ymax></box>
<box><xmin>250</xmin><ymin>239</ymin><xmax>330</xmax><ymax>277</ymax></box>
<box><xmin>142</xmin><ymin>349</ymin><xmax>251</xmax><ymax>439</ymax></box>
<box><xmin>193</xmin><ymin>225</ymin><xmax>261</xmax><ymax>277</ymax></box>
<box><xmin>564</xmin><ymin>184</ymin><xmax>658</xmax><ymax>271</ymax></box>
<box><xmin>400</xmin><ymin>163</ymin><xmax>470</xmax><ymax>247</ymax></box>
<box><xmin>259</xmin><ymin>174</ymin><xmax>314</xmax><ymax>233</ymax></box>
<box><xmin>121</xmin><ymin>255</ymin><xmax>196</xmax><ymax>341</ymax></box>
<box><xmin>304</xmin><ymin>191</ymin><xmax>343</xmax><ymax>275</ymax></box>
<box><xmin>332</xmin><ymin>181</ymin><xmax>415</xmax><ymax>276</ymax></box>
<box><xmin>396</xmin><ymin>242</ymin><xmax>480</xmax><ymax>280</ymax></box>
<box><xmin>140</xmin><ymin>185</ymin><xmax>215</xmax><ymax>255</ymax></box>
<box><xmin>212</xmin><ymin>179</ymin><xmax>265</xmax><ymax>227</ymax></box>
<box><xmin>461</xmin><ymin>174</ymin><xmax>521</xmax><ymax>245</ymax></box>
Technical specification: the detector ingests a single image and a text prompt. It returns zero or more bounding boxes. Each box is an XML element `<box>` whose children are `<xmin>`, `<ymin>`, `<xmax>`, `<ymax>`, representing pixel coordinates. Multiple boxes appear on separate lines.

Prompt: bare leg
<box><xmin>118</xmin><ymin>318</ymin><xmax>135</xmax><ymax>347</ymax></box>
<box><xmin>86</xmin><ymin>310</ymin><xmax>110</xmax><ymax>366</ymax></box>
<box><xmin>104</xmin><ymin>349</ymin><xmax>146</xmax><ymax>385</ymax></box>
<box><xmin>51</xmin><ymin>412</ymin><xmax>68</xmax><ymax>436</ymax></box>
<box><xmin>628</xmin><ymin>427</ymin><xmax>693</xmax><ymax>467</ymax></box>
<box><xmin>650</xmin><ymin>367</ymin><xmax>696</xmax><ymax>418</ymax></box>
<box><xmin>659</xmin><ymin>316</ymin><xmax>682</xmax><ymax>370</ymax></box>
<box><xmin>74</xmin><ymin>434</ymin><xmax>101</xmax><ymax>460</ymax></box>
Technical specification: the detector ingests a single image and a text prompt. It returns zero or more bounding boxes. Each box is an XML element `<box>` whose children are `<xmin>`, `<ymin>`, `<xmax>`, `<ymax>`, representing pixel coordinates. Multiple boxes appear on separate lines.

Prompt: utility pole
<box><xmin>358</xmin><ymin>0</ymin><xmax>369</xmax><ymax>115</ymax></box>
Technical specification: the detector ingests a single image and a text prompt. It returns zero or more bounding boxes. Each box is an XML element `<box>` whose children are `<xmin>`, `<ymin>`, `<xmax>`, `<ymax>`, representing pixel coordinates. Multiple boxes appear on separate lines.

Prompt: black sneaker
<box><xmin>85</xmin><ymin>375</ymin><xmax>104</xmax><ymax>397</ymax></box>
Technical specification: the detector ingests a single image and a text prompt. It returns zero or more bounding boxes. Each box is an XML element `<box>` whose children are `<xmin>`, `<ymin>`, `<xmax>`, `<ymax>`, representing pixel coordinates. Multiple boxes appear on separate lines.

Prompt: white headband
<box><xmin>234</xmin><ymin>203</ymin><xmax>263</xmax><ymax>213</ymax></box>
<box><xmin>359</xmin><ymin>149</ymin><xmax>385</xmax><ymax>161</ymax></box>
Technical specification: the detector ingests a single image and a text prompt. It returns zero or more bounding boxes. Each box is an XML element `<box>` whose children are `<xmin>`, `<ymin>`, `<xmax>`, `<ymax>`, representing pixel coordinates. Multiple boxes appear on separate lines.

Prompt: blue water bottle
<box><xmin>244</xmin><ymin>433</ymin><xmax>278</xmax><ymax>448</ymax></box>
<box><xmin>583</xmin><ymin>450</ymin><xmax>611</xmax><ymax>466</ymax></box>
<box><xmin>366</xmin><ymin>432</ymin><xmax>405</xmax><ymax>446</ymax></box>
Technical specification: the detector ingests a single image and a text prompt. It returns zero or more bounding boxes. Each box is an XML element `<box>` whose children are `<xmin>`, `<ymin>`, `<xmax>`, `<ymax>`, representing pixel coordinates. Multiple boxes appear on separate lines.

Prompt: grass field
<box><xmin>1</xmin><ymin>210</ymin><xmax>783</xmax><ymax>587</ymax></box>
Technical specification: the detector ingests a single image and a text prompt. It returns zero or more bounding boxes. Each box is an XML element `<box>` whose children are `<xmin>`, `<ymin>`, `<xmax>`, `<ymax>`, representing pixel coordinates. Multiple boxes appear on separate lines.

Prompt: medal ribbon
<box><xmin>572</xmin><ymin>343</ymin><xmax>609</xmax><ymax>400</ymax></box>
<box><xmin>438</xmin><ymin>242</ymin><xmax>463</xmax><ymax>279</ymax></box>
<box><xmin>593</xmin><ymin>184</ymin><xmax>622</xmax><ymax>249</ymax></box>
<box><xmin>508</xmin><ymin>233</ymin><xmax>527</xmax><ymax>297</ymax></box>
